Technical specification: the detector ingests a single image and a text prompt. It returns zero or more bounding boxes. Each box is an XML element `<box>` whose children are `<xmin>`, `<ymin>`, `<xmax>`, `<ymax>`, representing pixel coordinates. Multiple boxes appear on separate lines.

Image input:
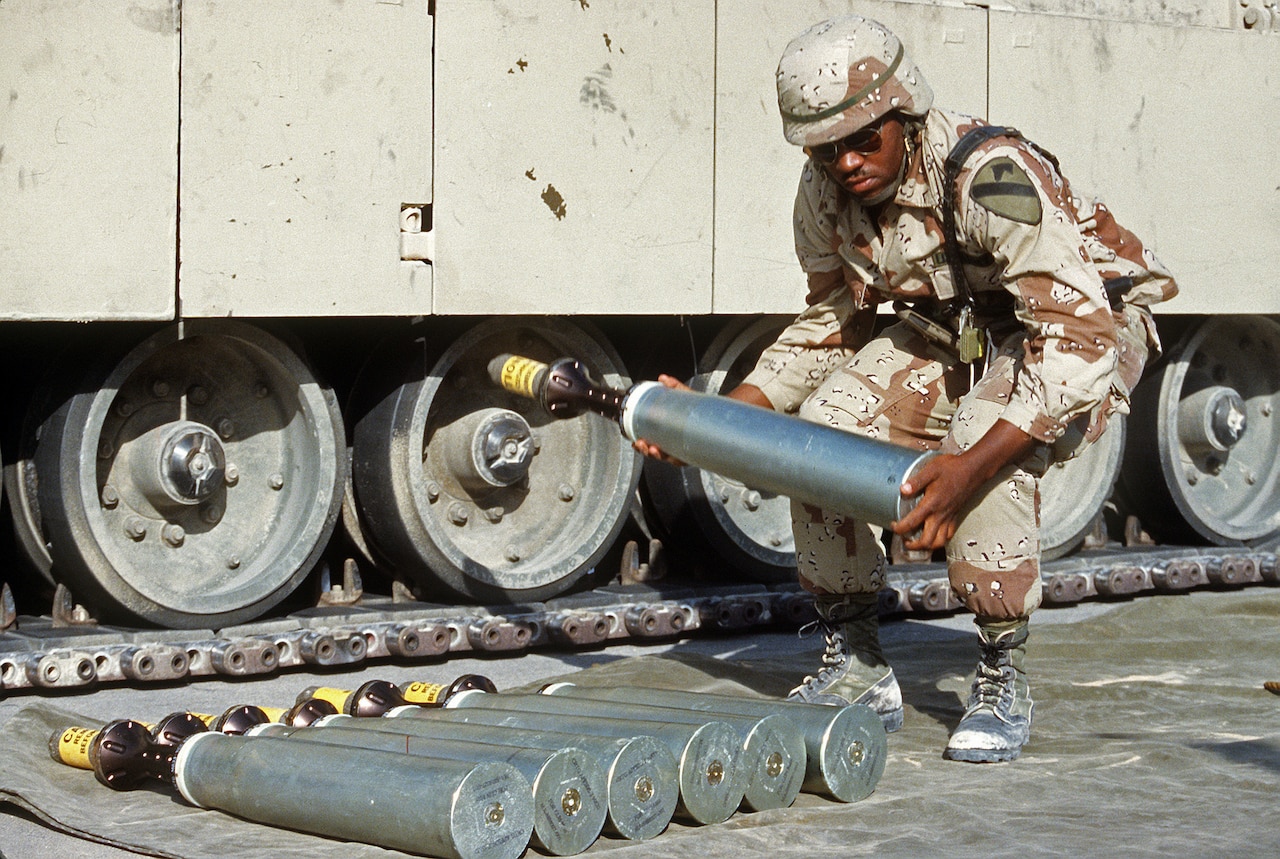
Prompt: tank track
<box><xmin>2</xmin><ymin>544</ymin><xmax>1275</xmax><ymax>695</ymax></box>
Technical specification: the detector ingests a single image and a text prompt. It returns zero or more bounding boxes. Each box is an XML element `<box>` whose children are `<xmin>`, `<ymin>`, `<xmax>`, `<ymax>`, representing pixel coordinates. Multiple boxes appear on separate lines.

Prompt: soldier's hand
<box><xmin>891</xmin><ymin>419</ymin><xmax>1037</xmax><ymax>550</ymax></box>
<box><xmin>890</xmin><ymin>454</ymin><xmax>984</xmax><ymax>550</ymax></box>
<box><xmin>632</xmin><ymin>374</ymin><xmax>691</xmax><ymax>466</ymax></box>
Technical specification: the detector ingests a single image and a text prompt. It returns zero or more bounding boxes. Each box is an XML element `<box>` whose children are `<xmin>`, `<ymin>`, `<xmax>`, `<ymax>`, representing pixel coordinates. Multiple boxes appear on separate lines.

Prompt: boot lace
<box><xmin>964</xmin><ymin>648</ymin><xmax>1017</xmax><ymax>724</ymax></box>
<box><xmin>788</xmin><ymin>620</ymin><xmax>850</xmax><ymax>696</ymax></box>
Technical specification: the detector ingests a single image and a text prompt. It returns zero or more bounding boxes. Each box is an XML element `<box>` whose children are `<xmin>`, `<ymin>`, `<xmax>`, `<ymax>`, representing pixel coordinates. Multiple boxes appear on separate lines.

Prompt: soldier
<box><xmin>637</xmin><ymin>15</ymin><xmax>1175</xmax><ymax>762</ymax></box>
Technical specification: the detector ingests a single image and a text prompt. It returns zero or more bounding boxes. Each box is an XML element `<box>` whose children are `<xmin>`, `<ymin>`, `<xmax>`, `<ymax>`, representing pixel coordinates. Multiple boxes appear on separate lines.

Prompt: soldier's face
<box><xmin>809</xmin><ymin>114</ymin><xmax>907</xmax><ymax>205</ymax></box>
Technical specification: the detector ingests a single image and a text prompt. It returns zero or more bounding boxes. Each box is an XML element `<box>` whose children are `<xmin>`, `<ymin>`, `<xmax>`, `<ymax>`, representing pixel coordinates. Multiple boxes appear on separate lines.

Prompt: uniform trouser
<box><xmin>762</xmin><ymin>305</ymin><xmax>1157</xmax><ymax>622</ymax></box>
<box><xmin>781</xmin><ymin>307</ymin><xmax>1153</xmax><ymax>623</ymax></box>
<box><xmin>786</xmin><ymin>321</ymin><xmax>1047</xmax><ymax>622</ymax></box>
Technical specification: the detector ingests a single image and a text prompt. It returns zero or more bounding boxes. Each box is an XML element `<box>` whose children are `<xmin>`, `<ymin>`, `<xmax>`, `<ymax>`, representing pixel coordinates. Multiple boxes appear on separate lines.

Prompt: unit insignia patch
<box><xmin>971</xmin><ymin>157</ymin><xmax>1042</xmax><ymax>225</ymax></box>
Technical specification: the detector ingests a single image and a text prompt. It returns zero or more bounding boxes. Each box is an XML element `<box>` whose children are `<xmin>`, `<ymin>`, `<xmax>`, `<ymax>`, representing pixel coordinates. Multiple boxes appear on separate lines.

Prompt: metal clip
<box><xmin>957</xmin><ymin>304</ymin><xmax>984</xmax><ymax>364</ymax></box>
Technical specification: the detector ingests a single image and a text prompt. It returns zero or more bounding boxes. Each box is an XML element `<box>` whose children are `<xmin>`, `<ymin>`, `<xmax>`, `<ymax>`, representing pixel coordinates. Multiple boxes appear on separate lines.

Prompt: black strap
<box><xmin>940</xmin><ymin>125</ymin><xmax>1021</xmax><ymax>307</ymax></box>
<box><xmin>940</xmin><ymin>126</ymin><xmax>1067</xmax><ymax>305</ymax></box>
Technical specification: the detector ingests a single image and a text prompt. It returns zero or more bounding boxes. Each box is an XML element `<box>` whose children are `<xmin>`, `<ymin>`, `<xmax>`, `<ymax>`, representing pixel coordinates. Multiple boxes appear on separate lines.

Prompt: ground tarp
<box><xmin>2</xmin><ymin>587</ymin><xmax>1279</xmax><ymax>858</ymax></box>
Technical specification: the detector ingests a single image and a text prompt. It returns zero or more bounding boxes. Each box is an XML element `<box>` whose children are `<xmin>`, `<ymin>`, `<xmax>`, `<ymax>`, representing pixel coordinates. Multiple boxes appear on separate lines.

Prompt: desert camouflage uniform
<box><xmin>742</xmin><ymin>107</ymin><xmax>1177</xmax><ymax>622</ymax></box>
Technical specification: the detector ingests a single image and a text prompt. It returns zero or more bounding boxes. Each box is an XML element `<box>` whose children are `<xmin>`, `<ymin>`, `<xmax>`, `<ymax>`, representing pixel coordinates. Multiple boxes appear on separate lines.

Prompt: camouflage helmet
<box><xmin>776</xmin><ymin>16</ymin><xmax>933</xmax><ymax>147</ymax></box>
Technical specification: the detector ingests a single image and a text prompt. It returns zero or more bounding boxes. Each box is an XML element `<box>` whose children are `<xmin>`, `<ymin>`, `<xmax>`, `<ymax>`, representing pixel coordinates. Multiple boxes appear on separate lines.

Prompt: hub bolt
<box><xmin>124</xmin><ymin>517</ymin><xmax>147</xmax><ymax>541</ymax></box>
<box><xmin>162</xmin><ymin>523</ymin><xmax>185</xmax><ymax>547</ymax></box>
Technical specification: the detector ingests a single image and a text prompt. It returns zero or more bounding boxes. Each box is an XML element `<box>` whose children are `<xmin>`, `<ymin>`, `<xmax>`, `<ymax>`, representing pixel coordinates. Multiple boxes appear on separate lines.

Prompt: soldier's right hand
<box><xmin>633</xmin><ymin>374</ymin><xmax>691</xmax><ymax>466</ymax></box>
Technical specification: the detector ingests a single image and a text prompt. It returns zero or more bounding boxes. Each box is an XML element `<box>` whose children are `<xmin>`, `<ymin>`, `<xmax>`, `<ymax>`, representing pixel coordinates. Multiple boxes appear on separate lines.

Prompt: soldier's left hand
<box><xmin>890</xmin><ymin>454</ymin><xmax>986</xmax><ymax>550</ymax></box>
<box><xmin>890</xmin><ymin>418</ymin><xmax>1037</xmax><ymax>551</ymax></box>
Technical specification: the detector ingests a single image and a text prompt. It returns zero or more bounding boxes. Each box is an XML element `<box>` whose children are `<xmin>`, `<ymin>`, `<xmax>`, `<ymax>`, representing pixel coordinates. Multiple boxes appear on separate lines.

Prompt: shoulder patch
<box><xmin>970</xmin><ymin>157</ymin><xmax>1042</xmax><ymax>225</ymax></box>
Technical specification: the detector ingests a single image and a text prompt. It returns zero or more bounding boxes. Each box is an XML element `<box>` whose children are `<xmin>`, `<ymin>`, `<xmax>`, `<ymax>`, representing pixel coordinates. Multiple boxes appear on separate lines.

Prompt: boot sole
<box><xmin>942</xmin><ymin>746</ymin><xmax>1023</xmax><ymax>763</ymax></box>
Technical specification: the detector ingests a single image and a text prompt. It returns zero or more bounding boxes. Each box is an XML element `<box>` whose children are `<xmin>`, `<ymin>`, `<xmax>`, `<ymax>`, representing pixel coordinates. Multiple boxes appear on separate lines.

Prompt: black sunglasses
<box><xmin>808</xmin><ymin>126</ymin><xmax>884</xmax><ymax>164</ymax></box>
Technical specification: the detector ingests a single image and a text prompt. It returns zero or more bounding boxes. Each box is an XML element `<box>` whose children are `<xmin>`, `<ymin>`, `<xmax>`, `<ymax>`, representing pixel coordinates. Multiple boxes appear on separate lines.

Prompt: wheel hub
<box><xmin>162</xmin><ymin>424</ymin><xmax>227</xmax><ymax>503</ymax></box>
<box><xmin>128</xmin><ymin>420</ymin><xmax>227</xmax><ymax>509</ymax></box>
<box><xmin>1178</xmin><ymin>385</ymin><xmax>1247</xmax><ymax>453</ymax></box>
<box><xmin>439</xmin><ymin>408</ymin><xmax>535</xmax><ymax>492</ymax></box>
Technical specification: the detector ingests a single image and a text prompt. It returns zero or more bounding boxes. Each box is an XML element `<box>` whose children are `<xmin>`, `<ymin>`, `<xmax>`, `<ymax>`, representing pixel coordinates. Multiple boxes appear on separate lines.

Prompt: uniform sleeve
<box><xmin>739</xmin><ymin>284</ymin><xmax>861</xmax><ymax>413</ymax></box>
<box><xmin>959</xmin><ymin>145</ymin><xmax>1120</xmax><ymax>443</ymax></box>
<box><xmin>739</xmin><ymin>164</ymin><xmax>871</xmax><ymax>412</ymax></box>
<box><xmin>792</xmin><ymin>161</ymin><xmax>845</xmax><ymax>276</ymax></box>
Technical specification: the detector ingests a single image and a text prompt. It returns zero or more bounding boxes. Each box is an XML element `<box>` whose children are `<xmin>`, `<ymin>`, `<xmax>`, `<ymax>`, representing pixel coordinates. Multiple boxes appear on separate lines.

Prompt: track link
<box><xmin>1</xmin><ymin>545</ymin><xmax>1275</xmax><ymax>695</ymax></box>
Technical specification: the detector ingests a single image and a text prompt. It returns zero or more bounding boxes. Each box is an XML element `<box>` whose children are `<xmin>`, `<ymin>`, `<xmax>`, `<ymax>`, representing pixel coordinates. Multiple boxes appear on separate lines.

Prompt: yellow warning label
<box><xmin>258</xmin><ymin>706</ymin><xmax>287</xmax><ymax>723</ymax></box>
<box><xmin>56</xmin><ymin>727</ymin><xmax>97</xmax><ymax>769</ymax></box>
<box><xmin>499</xmin><ymin>355</ymin><xmax>546</xmax><ymax>399</ymax></box>
<box><xmin>402</xmin><ymin>681</ymin><xmax>446</xmax><ymax>705</ymax></box>
<box><xmin>190</xmin><ymin>713</ymin><xmax>216</xmax><ymax>727</ymax></box>
<box><xmin>309</xmin><ymin>687</ymin><xmax>353</xmax><ymax>712</ymax></box>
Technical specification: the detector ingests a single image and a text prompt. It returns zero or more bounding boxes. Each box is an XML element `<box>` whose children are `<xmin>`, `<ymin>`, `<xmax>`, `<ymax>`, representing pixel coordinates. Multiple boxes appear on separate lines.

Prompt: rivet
<box><xmin>558</xmin><ymin>484</ymin><xmax>576</xmax><ymax>502</ymax></box>
<box><xmin>448</xmin><ymin>503</ymin><xmax>469</xmax><ymax>525</ymax></box>
<box><xmin>227</xmin><ymin>555</ymin><xmax>241</xmax><ymax>570</ymax></box>
<box><xmin>485</xmin><ymin>506</ymin><xmax>504</xmax><ymax>523</ymax></box>
<box><xmin>216</xmin><ymin>418</ymin><xmax>235</xmax><ymax>440</ymax></box>
<box><xmin>224</xmin><ymin>464</ymin><xmax>240</xmax><ymax>487</ymax></box>
<box><xmin>254</xmin><ymin>383</ymin><xmax>270</xmax><ymax>399</ymax></box>
<box><xmin>742</xmin><ymin>490</ymin><xmax>762</xmax><ymax>511</ymax></box>
<box><xmin>100</xmin><ymin>485</ymin><xmax>119</xmax><ymax>509</ymax></box>
<box><xmin>201</xmin><ymin>505</ymin><xmax>223</xmax><ymax>525</ymax></box>
<box><xmin>151</xmin><ymin>380</ymin><xmax>170</xmax><ymax>398</ymax></box>
<box><xmin>426</xmin><ymin>482</ymin><xmax>441</xmax><ymax>502</ymax></box>
<box><xmin>268</xmin><ymin>473</ymin><xmax>284</xmax><ymax>491</ymax></box>
<box><xmin>504</xmin><ymin>546</ymin><xmax>520</xmax><ymax>562</ymax></box>
<box><xmin>97</xmin><ymin>440</ymin><xmax>115</xmax><ymax>460</ymax></box>
<box><xmin>189</xmin><ymin>386</ymin><xmax>210</xmax><ymax>406</ymax></box>
<box><xmin>115</xmin><ymin>400</ymin><xmax>135</xmax><ymax>417</ymax></box>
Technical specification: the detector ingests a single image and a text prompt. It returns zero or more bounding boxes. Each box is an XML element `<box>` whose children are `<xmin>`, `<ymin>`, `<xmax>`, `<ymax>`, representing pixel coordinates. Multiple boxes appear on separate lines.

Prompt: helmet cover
<box><xmin>777</xmin><ymin>15</ymin><xmax>933</xmax><ymax>147</ymax></box>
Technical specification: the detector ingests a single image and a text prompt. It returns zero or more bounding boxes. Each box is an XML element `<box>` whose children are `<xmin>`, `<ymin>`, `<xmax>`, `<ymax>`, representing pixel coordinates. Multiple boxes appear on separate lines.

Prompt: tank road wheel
<box><xmin>1039</xmin><ymin>415</ymin><xmax>1125</xmax><ymax>560</ymax></box>
<box><xmin>351</xmin><ymin>317</ymin><xmax>640</xmax><ymax>603</ymax></box>
<box><xmin>6</xmin><ymin>366</ymin><xmax>69</xmax><ymax>589</ymax></box>
<box><xmin>642</xmin><ymin>318</ymin><xmax>797</xmax><ymax>583</ymax></box>
<box><xmin>1121</xmin><ymin>316</ymin><xmax>1280</xmax><ymax>545</ymax></box>
<box><xmin>31</xmin><ymin>322</ymin><xmax>345</xmax><ymax>628</ymax></box>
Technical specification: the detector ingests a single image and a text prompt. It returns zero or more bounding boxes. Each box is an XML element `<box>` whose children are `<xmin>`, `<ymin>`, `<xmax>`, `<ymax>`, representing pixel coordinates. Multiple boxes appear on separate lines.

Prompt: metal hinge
<box><xmin>400</xmin><ymin>203</ymin><xmax>434</xmax><ymax>262</ymax></box>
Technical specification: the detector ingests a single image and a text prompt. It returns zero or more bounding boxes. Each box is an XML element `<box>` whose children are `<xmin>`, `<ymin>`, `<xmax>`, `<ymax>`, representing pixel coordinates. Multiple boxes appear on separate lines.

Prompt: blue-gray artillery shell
<box><xmin>388</xmin><ymin>705</ymin><xmax>678</xmax><ymax>841</ymax></box>
<box><xmin>620</xmin><ymin>381</ymin><xmax>934</xmax><ymax>527</ymax></box>
<box><xmin>513</xmin><ymin>689</ymin><xmax>806</xmax><ymax>811</ymax></box>
<box><xmin>445</xmin><ymin>689</ymin><xmax>746</xmax><ymax>825</ymax></box>
<box><xmin>543</xmin><ymin>683</ymin><xmax>888</xmax><ymax>802</ymax></box>
<box><xmin>173</xmin><ymin>731</ymin><xmax>533</xmax><ymax>859</ymax></box>
<box><xmin>249</xmin><ymin>718</ymin><xmax>605</xmax><ymax>857</ymax></box>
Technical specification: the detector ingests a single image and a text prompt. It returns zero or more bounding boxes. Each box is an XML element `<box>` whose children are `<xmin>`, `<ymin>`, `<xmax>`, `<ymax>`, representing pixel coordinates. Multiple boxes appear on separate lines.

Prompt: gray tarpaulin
<box><xmin>2</xmin><ymin>588</ymin><xmax>1279</xmax><ymax>858</ymax></box>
